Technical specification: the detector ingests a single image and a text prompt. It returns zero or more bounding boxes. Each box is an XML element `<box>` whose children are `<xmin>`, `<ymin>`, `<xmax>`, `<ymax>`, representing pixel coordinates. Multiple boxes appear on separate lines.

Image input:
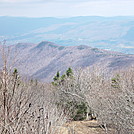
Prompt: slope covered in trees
<box><xmin>1</xmin><ymin>41</ymin><xmax>133</xmax><ymax>82</ymax></box>
<box><xmin>0</xmin><ymin>47</ymin><xmax>133</xmax><ymax>134</ymax></box>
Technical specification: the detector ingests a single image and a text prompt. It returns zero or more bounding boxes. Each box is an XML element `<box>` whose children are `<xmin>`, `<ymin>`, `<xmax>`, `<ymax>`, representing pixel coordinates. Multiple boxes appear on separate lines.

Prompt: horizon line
<box><xmin>1</xmin><ymin>15</ymin><xmax>134</xmax><ymax>18</ymax></box>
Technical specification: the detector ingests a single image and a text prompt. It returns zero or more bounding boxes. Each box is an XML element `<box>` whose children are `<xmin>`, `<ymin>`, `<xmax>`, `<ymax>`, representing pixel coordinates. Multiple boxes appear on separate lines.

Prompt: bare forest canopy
<box><xmin>0</xmin><ymin>41</ymin><xmax>134</xmax><ymax>82</ymax></box>
<box><xmin>0</xmin><ymin>48</ymin><xmax>133</xmax><ymax>133</ymax></box>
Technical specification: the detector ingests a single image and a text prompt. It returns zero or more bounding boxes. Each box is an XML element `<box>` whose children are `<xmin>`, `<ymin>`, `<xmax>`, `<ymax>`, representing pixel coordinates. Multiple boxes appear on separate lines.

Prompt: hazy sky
<box><xmin>0</xmin><ymin>0</ymin><xmax>134</xmax><ymax>17</ymax></box>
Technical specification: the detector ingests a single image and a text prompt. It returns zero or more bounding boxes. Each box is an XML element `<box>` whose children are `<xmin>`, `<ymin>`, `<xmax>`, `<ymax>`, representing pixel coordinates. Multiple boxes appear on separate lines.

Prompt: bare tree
<box><xmin>0</xmin><ymin>44</ymin><xmax>69</xmax><ymax>134</ymax></box>
<box><xmin>55</xmin><ymin>66</ymin><xmax>134</xmax><ymax>134</ymax></box>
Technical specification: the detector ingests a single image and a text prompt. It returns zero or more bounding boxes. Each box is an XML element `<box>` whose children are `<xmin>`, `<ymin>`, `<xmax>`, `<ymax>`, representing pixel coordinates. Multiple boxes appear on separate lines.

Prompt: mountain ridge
<box><xmin>5</xmin><ymin>41</ymin><xmax>134</xmax><ymax>81</ymax></box>
<box><xmin>0</xmin><ymin>16</ymin><xmax>134</xmax><ymax>54</ymax></box>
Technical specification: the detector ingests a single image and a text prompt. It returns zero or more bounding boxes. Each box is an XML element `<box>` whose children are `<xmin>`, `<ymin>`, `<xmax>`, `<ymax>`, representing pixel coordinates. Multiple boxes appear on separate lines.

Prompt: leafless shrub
<box><xmin>56</xmin><ymin>66</ymin><xmax>134</xmax><ymax>133</ymax></box>
<box><xmin>77</xmin><ymin>67</ymin><xmax>134</xmax><ymax>134</ymax></box>
<box><xmin>0</xmin><ymin>42</ymin><xmax>133</xmax><ymax>134</ymax></box>
<box><xmin>0</xmin><ymin>45</ymin><xmax>68</xmax><ymax>134</ymax></box>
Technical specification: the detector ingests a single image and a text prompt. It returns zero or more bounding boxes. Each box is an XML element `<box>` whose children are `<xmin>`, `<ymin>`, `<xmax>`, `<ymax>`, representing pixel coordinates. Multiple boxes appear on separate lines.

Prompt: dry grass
<box><xmin>59</xmin><ymin>120</ymin><xmax>116</xmax><ymax>134</ymax></box>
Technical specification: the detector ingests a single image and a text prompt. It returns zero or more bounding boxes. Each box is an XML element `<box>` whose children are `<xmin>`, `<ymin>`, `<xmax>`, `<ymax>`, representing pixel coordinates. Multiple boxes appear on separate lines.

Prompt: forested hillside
<box><xmin>0</xmin><ymin>41</ymin><xmax>133</xmax><ymax>81</ymax></box>
<box><xmin>0</xmin><ymin>49</ymin><xmax>133</xmax><ymax>133</ymax></box>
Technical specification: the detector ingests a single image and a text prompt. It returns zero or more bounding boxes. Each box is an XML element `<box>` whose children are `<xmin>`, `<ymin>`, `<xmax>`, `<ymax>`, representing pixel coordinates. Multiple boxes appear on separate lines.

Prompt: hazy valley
<box><xmin>0</xmin><ymin>16</ymin><xmax>134</xmax><ymax>134</ymax></box>
<box><xmin>0</xmin><ymin>16</ymin><xmax>134</xmax><ymax>54</ymax></box>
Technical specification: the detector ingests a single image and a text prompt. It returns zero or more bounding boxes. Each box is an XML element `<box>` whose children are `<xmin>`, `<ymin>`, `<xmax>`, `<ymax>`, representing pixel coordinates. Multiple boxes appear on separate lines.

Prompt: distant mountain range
<box><xmin>0</xmin><ymin>16</ymin><xmax>134</xmax><ymax>54</ymax></box>
<box><xmin>5</xmin><ymin>41</ymin><xmax>134</xmax><ymax>81</ymax></box>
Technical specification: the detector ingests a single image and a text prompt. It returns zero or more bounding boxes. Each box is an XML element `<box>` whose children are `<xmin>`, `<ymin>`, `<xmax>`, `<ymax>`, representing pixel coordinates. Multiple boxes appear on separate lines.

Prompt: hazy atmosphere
<box><xmin>0</xmin><ymin>0</ymin><xmax>134</xmax><ymax>17</ymax></box>
<box><xmin>0</xmin><ymin>0</ymin><xmax>134</xmax><ymax>134</ymax></box>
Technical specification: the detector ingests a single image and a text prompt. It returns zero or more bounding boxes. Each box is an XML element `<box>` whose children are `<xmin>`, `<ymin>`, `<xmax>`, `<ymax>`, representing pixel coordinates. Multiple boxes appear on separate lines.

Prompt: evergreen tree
<box><xmin>61</xmin><ymin>74</ymin><xmax>66</xmax><ymax>82</ymax></box>
<box><xmin>13</xmin><ymin>68</ymin><xmax>18</xmax><ymax>79</ymax></box>
<box><xmin>66</xmin><ymin>67</ymin><xmax>73</xmax><ymax>77</ymax></box>
<box><xmin>53</xmin><ymin>71</ymin><xmax>60</xmax><ymax>81</ymax></box>
<box><xmin>52</xmin><ymin>68</ymin><xmax>73</xmax><ymax>86</ymax></box>
<box><xmin>111</xmin><ymin>74</ymin><xmax>120</xmax><ymax>88</ymax></box>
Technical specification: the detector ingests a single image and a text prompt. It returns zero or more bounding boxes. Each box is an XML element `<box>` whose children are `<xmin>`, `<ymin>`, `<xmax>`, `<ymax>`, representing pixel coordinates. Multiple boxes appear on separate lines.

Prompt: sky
<box><xmin>0</xmin><ymin>0</ymin><xmax>134</xmax><ymax>17</ymax></box>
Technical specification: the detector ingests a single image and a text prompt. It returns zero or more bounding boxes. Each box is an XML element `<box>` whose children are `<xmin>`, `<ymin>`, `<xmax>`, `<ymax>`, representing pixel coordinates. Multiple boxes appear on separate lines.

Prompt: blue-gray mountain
<box><xmin>7</xmin><ymin>41</ymin><xmax>134</xmax><ymax>82</ymax></box>
<box><xmin>0</xmin><ymin>16</ymin><xmax>134</xmax><ymax>54</ymax></box>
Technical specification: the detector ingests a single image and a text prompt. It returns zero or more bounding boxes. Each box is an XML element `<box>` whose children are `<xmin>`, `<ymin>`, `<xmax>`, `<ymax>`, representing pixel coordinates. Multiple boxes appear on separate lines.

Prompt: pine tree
<box><xmin>53</xmin><ymin>71</ymin><xmax>60</xmax><ymax>81</ymax></box>
<box><xmin>61</xmin><ymin>74</ymin><xmax>66</xmax><ymax>82</ymax></box>
<box><xmin>66</xmin><ymin>67</ymin><xmax>73</xmax><ymax>77</ymax></box>
<box><xmin>111</xmin><ymin>74</ymin><xmax>120</xmax><ymax>88</ymax></box>
<box><xmin>13</xmin><ymin>68</ymin><xmax>18</xmax><ymax>80</ymax></box>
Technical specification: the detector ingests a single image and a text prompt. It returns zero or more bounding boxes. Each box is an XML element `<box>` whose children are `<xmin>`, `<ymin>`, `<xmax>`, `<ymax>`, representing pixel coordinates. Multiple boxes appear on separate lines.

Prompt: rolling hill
<box><xmin>6</xmin><ymin>41</ymin><xmax>134</xmax><ymax>81</ymax></box>
<box><xmin>0</xmin><ymin>16</ymin><xmax>134</xmax><ymax>54</ymax></box>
